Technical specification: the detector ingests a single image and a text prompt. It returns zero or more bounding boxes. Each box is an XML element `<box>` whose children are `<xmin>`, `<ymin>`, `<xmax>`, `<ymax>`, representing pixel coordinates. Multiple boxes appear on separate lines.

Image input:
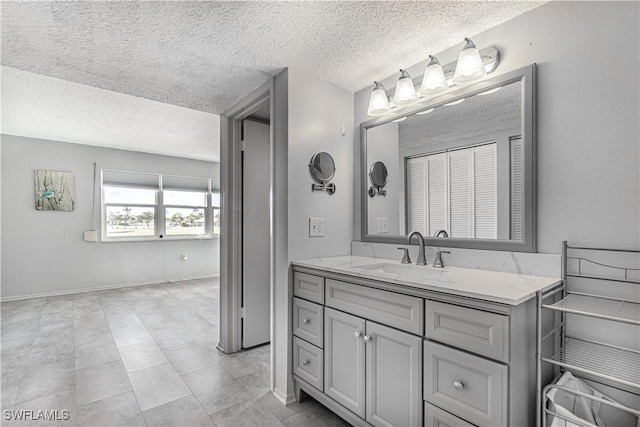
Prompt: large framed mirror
<box><xmin>360</xmin><ymin>64</ymin><xmax>536</xmax><ymax>252</ymax></box>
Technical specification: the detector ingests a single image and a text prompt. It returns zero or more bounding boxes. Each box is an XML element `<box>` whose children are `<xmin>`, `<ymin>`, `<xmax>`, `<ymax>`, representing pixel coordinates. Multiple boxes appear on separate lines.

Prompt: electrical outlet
<box><xmin>309</xmin><ymin>218</ymin><xmax>324</xmax><ymax>237</ymax></box>
<box><xmin>181</xmin><ymin>253</ymin><xmax>188</xmax><ymax>261</ymax></box>
<box><xmin>377</xmin><ymin>217</ymin><xmax>388</xmax><ymax>234</ymax></box>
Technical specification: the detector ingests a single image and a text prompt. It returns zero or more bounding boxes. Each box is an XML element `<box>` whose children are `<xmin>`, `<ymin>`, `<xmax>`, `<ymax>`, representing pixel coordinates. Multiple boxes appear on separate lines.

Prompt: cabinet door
<box><xmin>366</xmin><ymin>321</ymin><xmax>422</xmax><ymax>427</ymax></box>
<box><xmin>324</xmin><ymin>307</ymin><xmax>366</xmax><ymax>418</ymax></box>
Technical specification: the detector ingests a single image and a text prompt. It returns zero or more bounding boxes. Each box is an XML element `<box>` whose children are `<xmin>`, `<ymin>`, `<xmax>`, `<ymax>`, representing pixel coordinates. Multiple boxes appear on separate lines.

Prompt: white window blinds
<box><xmin>406</xmin><ymin>157</ymin><xmax>427</xmax><ymax>235</ymax></box>
<box><xmin>474</xmin><ymin>144</ymin><xmax>498</xmax><ymax>239</ymax></box>
<box><xmin>406</xmin><ymin>142</ymin><xmax>497</xmax><ymax>239</ymax></box>
<box><xmin>510</xmin><ymin>137</ymin><xmax>524</xmax><ymax>240</ymax></box>
<box><xmin>427</xmin><ymin>153</ymin><xmax>447</xmax><ymax>236</ymax></box>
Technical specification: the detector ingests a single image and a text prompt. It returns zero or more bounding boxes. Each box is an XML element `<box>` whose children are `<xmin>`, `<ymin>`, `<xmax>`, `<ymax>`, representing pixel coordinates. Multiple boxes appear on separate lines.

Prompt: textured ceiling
<box><xmin>399</xmin><ymin>80</ymin><xmax>522</xmax><ymax>149</ymax></box>
<box><xmin>1</xmin><ymin>1</ymin><xmax>545</xmax><ymax>115</ymax></box>
<box><xmin>1</xmin><ymin>66</ymin><xmax>221</xmax><ymax>162</ymax></box>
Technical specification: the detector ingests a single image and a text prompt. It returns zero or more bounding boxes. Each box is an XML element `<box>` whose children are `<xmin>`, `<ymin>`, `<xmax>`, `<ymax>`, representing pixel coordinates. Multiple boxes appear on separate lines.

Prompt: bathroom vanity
<box><xmin>291</xmin><ymin>256</ymin><xmax>560</xmax><ymax>427</ymax></box>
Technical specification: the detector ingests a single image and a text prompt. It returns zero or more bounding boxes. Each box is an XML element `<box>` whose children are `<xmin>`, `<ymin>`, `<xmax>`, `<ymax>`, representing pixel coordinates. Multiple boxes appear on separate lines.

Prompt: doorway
<box><xmin>218</xmin><ymin>81</ymin><xmax>273</xmax><ymax>357</ymax></box>
<box><xmin>241</xmin><ymin>116</ymin><xmax>271</xmax><ymax>348</ymax></box>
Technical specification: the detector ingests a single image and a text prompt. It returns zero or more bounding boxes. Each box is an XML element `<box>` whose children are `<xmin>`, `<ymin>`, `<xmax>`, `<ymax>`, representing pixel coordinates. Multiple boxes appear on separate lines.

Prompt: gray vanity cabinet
<box><xmin>324</xmin><ymin>308</ymin><xmax>366</xmax><ymax>417</ymax></box>
<box><xmin>365</xmin><ymin>321</ymin><xmax>422</xmax><ymax>427</ymax></box>
<box><xmin>292</xmin><ymin>265</ymin><xmax>540</xmax><ymax>427</ymax></box>
<box><xmin>324</xmin><ymin>307</ymin><xmax>422</xmax><ymax>427</ymax></box>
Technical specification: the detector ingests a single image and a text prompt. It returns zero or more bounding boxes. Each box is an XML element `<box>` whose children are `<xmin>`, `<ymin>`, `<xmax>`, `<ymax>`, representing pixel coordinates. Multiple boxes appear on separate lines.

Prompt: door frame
<box><xmin>219</xmin><ymin>80</ymin><xmax>272</xmax><ymax>356</ymax></box>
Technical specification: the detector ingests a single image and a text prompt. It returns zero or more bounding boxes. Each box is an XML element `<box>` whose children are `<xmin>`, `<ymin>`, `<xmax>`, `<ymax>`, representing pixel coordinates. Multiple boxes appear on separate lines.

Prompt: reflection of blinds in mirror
<box><xmin>427</xmin><ymin>153</ymin><xmax>447</xmax><ymax>236</ymax></box>
<box><xmin>511</xmin><ymin>137</ymin><xmax>524</xmax><ymax>240</ymax></box>
<box><xmin>406</xmin><ymin>142</ymin><xmax>497</xmax><ymax>239</ymax></box>
<box><xmin>449</xmin><ymin>149</ymin><xmax>473</xmax><ymax>238</ymax></box>
<box><xmin>406</xmin><ymin>157</ymin><xmax>427</xmax><ymax>235</ymax></box>
<box><xmin>474</xmin><ymin>144</ymin><xmax>498</xmax><ymax>239</ymax></box>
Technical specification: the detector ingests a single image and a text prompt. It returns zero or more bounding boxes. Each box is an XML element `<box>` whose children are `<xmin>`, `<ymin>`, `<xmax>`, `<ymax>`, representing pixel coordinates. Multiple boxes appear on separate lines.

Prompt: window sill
<box><xmin>101</xmin><ymin>235</ymin><xmax>219</xmax><ymax>243</ymax></box>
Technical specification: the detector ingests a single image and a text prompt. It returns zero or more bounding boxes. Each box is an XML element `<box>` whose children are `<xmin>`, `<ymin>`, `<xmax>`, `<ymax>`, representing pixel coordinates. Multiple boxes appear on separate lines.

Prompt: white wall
<box><xmin>354</xmin><ymin>1</ymin><xmax>640</xmax><ymax>255</ymax></box>
<box><xmin>271</xmin><ymin>69</ymin><xmax>354</xmax><ymax>402</ymax></box>
<box><xmin>1</xmin><ymin>134</ymin><xmax>220</xmax><ymax>300</ymax></box>
<box><xmin>287</xmin><ymin>69</ymin><xmax>354</xmax><ymax>259</ymax></box>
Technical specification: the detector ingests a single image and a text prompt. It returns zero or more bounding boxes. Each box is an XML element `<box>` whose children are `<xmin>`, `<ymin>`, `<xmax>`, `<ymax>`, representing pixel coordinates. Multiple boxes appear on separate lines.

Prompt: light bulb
<box><xmin>393</xmin><ymin>69</ymin><xmax>418</xmax><ymax>107</ymax></box>
<box><xmin>419</xmin><ymin>56</ymin><xmax>448</xmax><ymax>97</ymax></box>
<box><xmin>367</xmin><ymin>81</ymin><xmax>391</xmax><ymax>116</ymax></box>
<box><xmin>453</xmin><ymin>38</ymin><xmax>487</xmax><ymax>85</ymax></box>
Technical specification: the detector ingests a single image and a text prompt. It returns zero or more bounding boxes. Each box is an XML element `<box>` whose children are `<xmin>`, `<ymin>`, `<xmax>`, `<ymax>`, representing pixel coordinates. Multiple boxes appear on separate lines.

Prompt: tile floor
<box><xmin>1</xmin><ymin>278</ymin><xmax>350</xmax><ymax>426</ymax></box>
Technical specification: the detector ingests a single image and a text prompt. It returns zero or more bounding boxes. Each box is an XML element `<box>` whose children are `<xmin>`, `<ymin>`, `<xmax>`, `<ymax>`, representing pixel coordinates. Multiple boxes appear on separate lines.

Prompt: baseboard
<box><xmin>0</xmin><ymin>274</ymin><xmax>219</xmax><ymax>302</ymax></box>
<box><xmin>273</xmin><ymin>387</ymin><xmax>296</xmax><ymax>406</ymax></box>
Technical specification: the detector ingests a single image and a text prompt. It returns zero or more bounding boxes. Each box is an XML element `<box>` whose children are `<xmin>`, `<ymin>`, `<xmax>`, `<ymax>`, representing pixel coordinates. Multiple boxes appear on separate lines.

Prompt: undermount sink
<box><xmin>355</xmin><ymin>262</ymin><xmax>445</xmax><ymax>278</ymax></box>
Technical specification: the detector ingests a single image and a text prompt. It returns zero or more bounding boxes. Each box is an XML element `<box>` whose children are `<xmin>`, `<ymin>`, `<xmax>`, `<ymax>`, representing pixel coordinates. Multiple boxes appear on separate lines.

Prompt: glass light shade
<box><xmin>453</xmin><ymin>38</ymin><xmax>486</xmax><ymax>85</ymax></box>
<box><xmin>367</xmin><ymin>81</ymin><xmax>391</xmax><ymax>116</ymax></box>
<box><xmin>393</xmin><ymin>69</ymin><xmax>418</xmax><ymax>107</ymax></box>
<box><xmin>419</xmin><ymin>56</ymin><xmax>448</xmax><ymax>97</ymax></box>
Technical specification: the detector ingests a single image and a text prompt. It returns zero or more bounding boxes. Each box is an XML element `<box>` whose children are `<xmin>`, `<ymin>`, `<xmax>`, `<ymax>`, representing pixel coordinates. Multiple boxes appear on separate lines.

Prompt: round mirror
<box><xmin>309</xmin><ymin>152</ymin><xmax>336</xmax><ymax>183</ymax></box>
<box><xmin>369</xmin><ymin>161</ymin><xmax>388</xmax><ymax>189</ymax></box>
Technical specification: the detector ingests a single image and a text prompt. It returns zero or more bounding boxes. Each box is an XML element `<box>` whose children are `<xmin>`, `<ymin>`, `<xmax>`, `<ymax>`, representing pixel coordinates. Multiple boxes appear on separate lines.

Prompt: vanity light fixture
<box><xmin>453</xmin><ymin>38</ymin><xmax>487</xmax><ymax>85</ymax></box>
<box><xmin>367</xmin><ymin>81</ymin><xmax>391</xmax><ymax>116</ymax></box>
<box><xmin>366</xmin><ymin>39</ymin><xmax>500</xmax><ymax>117</ymax></box>
<box><xmin>393</xmin><ymin>69</ymin><xmax>418</xmax><ymax>107</ymax></box>
<box><xmin>416</xmin><ymin>108</ymin><xmax>435</xmax><ymax>115</ymax></box>
<box><xmin>419</xmin><ymin>55</ymin><xmax>448</xmax><ymax>97</ymax></box>
<box><xmin>392</xmin><ymin>116</ymin><xmax>407</xmax><ymax>123</ymax></box>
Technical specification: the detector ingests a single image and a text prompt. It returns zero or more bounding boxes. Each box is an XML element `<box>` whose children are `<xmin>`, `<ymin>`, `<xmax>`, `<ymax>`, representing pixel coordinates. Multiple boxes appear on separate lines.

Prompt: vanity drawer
<box><xmin>424</xmin><ymin>402</ymin><xmax>476</xmax><ymax>427</ymax></box>
<box><xmin>293</xmin><ymin>272</ymin><xmax>325</xmax><ymax>304</ymax></box>
<box><xmin>424</xmin><ymin>341</ymin><xmax>507</xmax><ymax>427</ymax></box>
<box><xmin>293</xmin><ymin>336</ymin><xmax>323</xmax><ymax>391</ymax></box>
<box><xmin>325</xmin><ymin>279</ymin><xmax>423</xmax><ymax>335</ymax></box>
<box><xmin>293</xmin><ymin>297</ymin><xmax>323</xmax><ymax>348</ymax></box>
<box><xmin>425</xmin><ymin>300</ymin><xmax>509</xmax><ymax>362</ymax></box>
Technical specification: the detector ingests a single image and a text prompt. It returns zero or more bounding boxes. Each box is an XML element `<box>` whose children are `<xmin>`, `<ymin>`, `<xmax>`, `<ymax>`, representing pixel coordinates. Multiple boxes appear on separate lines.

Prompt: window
<box><xmin>406</xmin><ymin>142</ymin><xmax>497</xmax><ymax>239</ymax></box>
<box><xmin>101</xmin><ymin>170</ymin><xmax>218</xmax><ymax>241</ymax></box>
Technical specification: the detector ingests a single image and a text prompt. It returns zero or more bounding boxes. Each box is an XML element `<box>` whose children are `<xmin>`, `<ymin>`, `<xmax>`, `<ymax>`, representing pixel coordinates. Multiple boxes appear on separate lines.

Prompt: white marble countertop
<box><xmin>292</xmin><ymin>255</ymin><xmax>561</xmax><ymax>305</ymax></box>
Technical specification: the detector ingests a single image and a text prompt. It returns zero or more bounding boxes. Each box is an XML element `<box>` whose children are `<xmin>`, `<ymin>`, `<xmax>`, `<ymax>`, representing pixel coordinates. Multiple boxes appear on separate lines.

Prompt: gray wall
<box><xmin>1</xmin><ymin>134</ymin><xmax>220</xmax><ymax>299</ymax></box>
<box><xmin>366</xmin><ymin>122</ymin><xmax>401</xmax><ymax>235</ymax></box>
<box><xmin>354</xmin><ymin>1</ymin><xmax>640</xmax><ymax>255</ymax></box>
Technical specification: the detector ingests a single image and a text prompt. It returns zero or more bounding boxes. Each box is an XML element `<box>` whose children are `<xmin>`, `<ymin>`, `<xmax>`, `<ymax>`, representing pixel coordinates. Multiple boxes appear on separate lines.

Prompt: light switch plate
<box><xmin>83</xmin><ymin>230</ymin><xmax>98</xmax><ymax>242</ymax></box>
<box><xmin>309</xmin><ymin>217</ymin><xmax>324</xmax><ymax>237</ymax></box>
<box><xmin>377</xmin><ymin>217</ymin><xmax>388</xmax><ymax>234</ymax></box>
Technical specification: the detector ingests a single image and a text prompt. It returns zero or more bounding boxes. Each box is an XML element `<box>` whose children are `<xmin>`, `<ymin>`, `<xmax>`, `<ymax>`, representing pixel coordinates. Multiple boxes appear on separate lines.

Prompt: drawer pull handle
<box><xmin>363</xmin><ymin>335</ymin><xmax>372</xmax><ymax>343</ymax></box>
<box><xmin>302</xmin><ymin>359</ymin><xmax>310</xmax><ymax>366</ymax></box>
<box><xmin>302</xmin><ymin>318</ymin><xmax>310</xmax><ymax>324</ymax></box>
<box><xmin>354</xmin><ymin>330</ymin><xmax>363</xmax><ymax>339</ymax></box>
<box><xmin>453</xmin><ymin>381</ymin><xmax>464</xmax><ymax>392</ymax></box>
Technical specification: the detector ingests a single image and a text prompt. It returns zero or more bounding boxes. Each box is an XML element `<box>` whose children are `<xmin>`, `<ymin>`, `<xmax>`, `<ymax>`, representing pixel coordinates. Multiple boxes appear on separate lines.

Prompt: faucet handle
<box><xmin>433</xmin><ymin>250</ymin><xmax>450</xmax><ymax>268</ymax></box>
<box><xmin>397</xmin><ymin>247</ymin><xmax>412</xmax><ymax>264</ymax></box>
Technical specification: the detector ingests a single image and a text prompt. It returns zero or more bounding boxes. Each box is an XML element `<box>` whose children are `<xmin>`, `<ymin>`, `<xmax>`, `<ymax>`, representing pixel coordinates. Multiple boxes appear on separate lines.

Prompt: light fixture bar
<box><xmin>385</xmin><ymin>46</ymin><xmax>499</xmax><ymax>100</ymax></box>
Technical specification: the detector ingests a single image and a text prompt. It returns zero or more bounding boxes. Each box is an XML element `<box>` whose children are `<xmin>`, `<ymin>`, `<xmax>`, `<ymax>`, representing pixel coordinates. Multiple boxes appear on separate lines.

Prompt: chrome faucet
<box><xmin>408</xmin><ymin>231</ymin><xmax>427</xmax><ymax>266</ymax></box>
<box><xmin>434</xmin><ymin>229</ymin><xmax>449</xmax><ymax>238</ymax></box>
<box><xmin>433</xmin><ymin>250</ymin><xmax>450</xmax><ymax>268</ymax></box>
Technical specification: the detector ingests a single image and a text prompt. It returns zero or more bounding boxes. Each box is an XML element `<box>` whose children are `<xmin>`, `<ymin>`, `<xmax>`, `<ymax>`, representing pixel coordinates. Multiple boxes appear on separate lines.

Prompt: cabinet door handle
<box><xmin>453</xmin><ymin>381</ymin><xmax>464</xmax><ymax>391</ymax></box>
<box><xmin>302</xmin><ymin>359</ymin><xmax>310</xmax><ymax>366</ymax></box>
<box><xmin>354</xmin><ymin>330</ymin><xmax>363</xmax><ymax>339</ymax></box>
<box><xmin>302</xmin><ymin>318</ymin><xmax>310</xmax><ymax>324</ymax></box>
<box><xmin>363</xmin><ymin>335</ymin><xmax>372</xmax><ymax>343</ymax></box>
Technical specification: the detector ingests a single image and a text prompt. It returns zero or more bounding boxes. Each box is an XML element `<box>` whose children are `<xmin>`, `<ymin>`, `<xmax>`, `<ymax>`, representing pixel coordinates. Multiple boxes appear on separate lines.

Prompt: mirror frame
<box><xmin>360</xmin><ymin>64</ymin><xmax>537</xmax><ymax>252</ymax></box>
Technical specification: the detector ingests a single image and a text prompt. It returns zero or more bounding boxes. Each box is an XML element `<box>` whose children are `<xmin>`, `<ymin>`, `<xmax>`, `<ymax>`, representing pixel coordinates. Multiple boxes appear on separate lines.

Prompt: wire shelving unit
<box><xmin>536</xmin><ymin>241</ymin><xmax>640</xmax><ymax>427</ymax></box>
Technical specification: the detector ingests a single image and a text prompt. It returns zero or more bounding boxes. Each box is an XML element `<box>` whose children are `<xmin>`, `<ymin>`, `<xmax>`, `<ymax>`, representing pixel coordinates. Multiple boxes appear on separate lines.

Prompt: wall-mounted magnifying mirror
<box><xmin>309</xmin><ymin>151</ymin><xmax>336</xmax><ymax>194</ymax></box>
<box><xmin>361</xmin><ymin>64</ymin><xmax>536</xmax><ymax>252</ymax></box>
<box><xmin>368</xmin><ymin>161</ymin><xmax>388</xmax><ymax>197</ymax></box>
